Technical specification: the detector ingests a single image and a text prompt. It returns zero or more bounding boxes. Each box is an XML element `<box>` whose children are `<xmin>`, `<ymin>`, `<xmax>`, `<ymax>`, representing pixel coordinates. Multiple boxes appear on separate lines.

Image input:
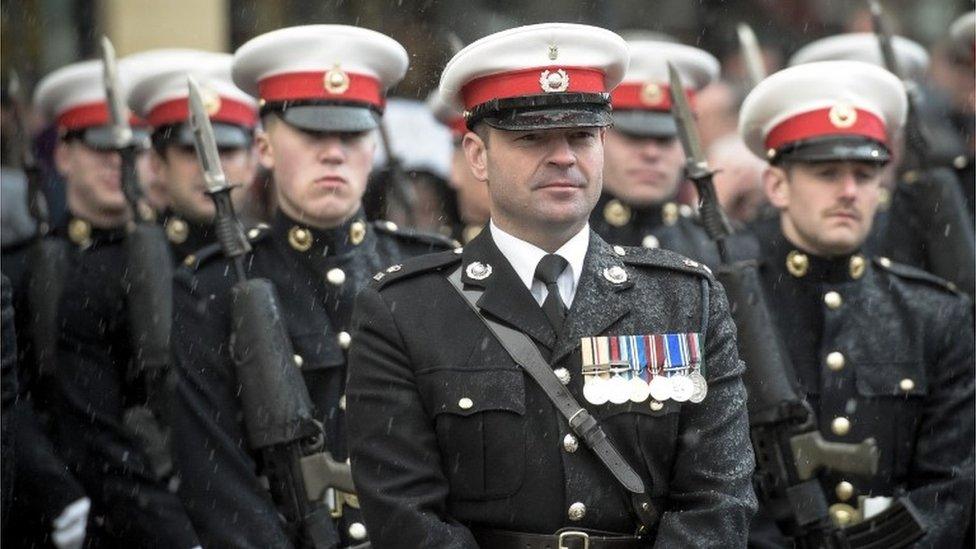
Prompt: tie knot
<box><xmin>534</xmin><ymin>254</ymin><xmax>569</xmax><ymax>285</ymax></box>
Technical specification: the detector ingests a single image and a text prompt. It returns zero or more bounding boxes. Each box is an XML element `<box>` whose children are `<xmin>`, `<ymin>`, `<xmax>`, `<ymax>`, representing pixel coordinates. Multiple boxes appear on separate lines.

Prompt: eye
<box><xmin>515</xmin><ymin>133</ymin><xmax>539</xmax><ymax>142</ymax></box>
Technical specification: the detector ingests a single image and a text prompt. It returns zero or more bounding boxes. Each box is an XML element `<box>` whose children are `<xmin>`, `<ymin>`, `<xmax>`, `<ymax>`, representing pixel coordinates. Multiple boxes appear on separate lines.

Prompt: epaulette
<box><xmin>872</xmin><ymin>256</ymin><xmax>964</xmax><ymax>296</ymax></box>
<box><xmin>616</xmin><ymin>246</ymin><xmax>715</xmax><ymax>280</ymax></box>
<box><xmin>370</xmin><ymin>248</ymin><xmax>463</xmax><ymax>289</ymax></box>
<box><xmin>372</xmin><ymin>220</ymin><xmax>461</xmax><ymax>250</ymax></box>
<box><xmin>178</xmin><ymin>222</ymin><xmax>271</xmax><ymax>273</ymax></box>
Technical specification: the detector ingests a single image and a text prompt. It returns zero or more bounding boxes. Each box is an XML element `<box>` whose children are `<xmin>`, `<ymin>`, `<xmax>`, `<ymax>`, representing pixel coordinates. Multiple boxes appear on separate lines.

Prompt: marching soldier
<box><xmin>28</xmin><ymin>57</ymin><xmax>201</xmax><ymax>547</ymax></box>
<box><xmin>166</xmin><ymin>25</ymin><xmax>457</xmax><ymax>547</ymax></box>
<box><xmin>347</xmin><ymin>23</ymin><xmax>756</xmax><ymax>548</ymax></box>
<box><xmin>738</xmin><ymin>60</ymin><xmax>975</xmax><ymax>547</ymax></box>
<box><xmin>590</xmin><ymin>38</ymin><xmax>721</xmax><ymax>266</ymax></box>
<box><xmin>126</xmin><ymin>50</ymin><xmax>259</xmax><ymax>263</ymax></box>
<box><xmin>429</xmin><ymin>90</ymin><xmax>491</xmax><ymax>243</ymax></box>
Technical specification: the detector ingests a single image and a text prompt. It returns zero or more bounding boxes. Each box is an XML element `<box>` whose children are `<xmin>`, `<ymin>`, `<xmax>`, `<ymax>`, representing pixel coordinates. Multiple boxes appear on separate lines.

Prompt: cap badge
<box><xmin>828</xmin><ymin>104</ymin><xmax>857</xmax><ymax>129</ymax></box>
<box><xmin>548</xmin><ymin>45</ymin><xmax>559</xmax><ymax>61</ymax></box>
<box><xmin>324</xmin><ymin>65</ymin><xmax>351</xmax><ymax>95</ymax></box>
<box><xmin>201</xmin><ymin>87</ymin><xmax>222</xmax><ymax>116</ymax></box>
<box><xmin>539</xmin><ymin>69</ymin><xmax>570</xmax><ymax>93</ymax></box>
<box><xmin>641</xmin><ymin>82</ymin><xmax>663</xmax><ymax>106</ymax></box>
<box><xmin>466</xmin><ymin>261</ymin><xmax>492</xmax><ymax>280</ymax></box>
<box><xmin>603</xmin><ymin>266</ymin><xmax>628</xmax><ymax>284</ymax></box>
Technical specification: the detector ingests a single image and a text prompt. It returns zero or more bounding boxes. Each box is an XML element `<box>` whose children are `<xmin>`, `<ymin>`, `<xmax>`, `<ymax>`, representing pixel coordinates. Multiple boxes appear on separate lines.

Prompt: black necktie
<box><xmin>534</xmin><ymin>254</ymin><xmax>569</xmax><ymax>331</ymax></box>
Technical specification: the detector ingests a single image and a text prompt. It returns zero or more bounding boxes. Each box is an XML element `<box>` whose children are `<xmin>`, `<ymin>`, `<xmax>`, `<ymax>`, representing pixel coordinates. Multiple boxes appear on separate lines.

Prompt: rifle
<box><xmin>100</xmin><ymin>36</ymin><xmax>176</xmax><ymax>477</ymax></box>
<box><xmin>377</xmin><ymin>118</ymin><xmax>418</xmax><ymax>227</ymax></box>
<box><xmin>869</xmin><ymin>0</ymin><xmax>975</xmax><ymax>296</ymax></box>
<box><xmin>188</xmin><ymin>75</ymin><xmax>352</xmax><ymax>549</ymax></box>
<box><xmin>668</xmin><ymin>63</ymin><xmax>924</xmax><ymax>548</ymax></box>
<box><xmin>7</xmin><ymin>71</ymin><xmax>69</xmax><ymax>381</ymax></box>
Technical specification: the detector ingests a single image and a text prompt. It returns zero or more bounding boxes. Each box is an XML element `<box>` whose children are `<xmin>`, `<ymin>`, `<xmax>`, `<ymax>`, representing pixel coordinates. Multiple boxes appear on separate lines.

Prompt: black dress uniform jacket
<box><xmin>749</xmin><ymin>221</ymin><xmax>975</xmax><ymax>548</ymax></box>
<box><xmin>590</xmin><ymin>192</ymin><xmax>721</xmax><ymax>268</ymax></box>
<box><xmin>346</xmin><ymin>229</ymin><xmax>757</xmax><ymax>548</ymax></box>
<box><xmin>50</xmin><ymin>219</ymin><xmax>200</xmax><ymax>548</ymax></box>
<box><xmin>167</xmin><ymin>210</ymin><xmax>456</xmax><ymax>548</ymax></box>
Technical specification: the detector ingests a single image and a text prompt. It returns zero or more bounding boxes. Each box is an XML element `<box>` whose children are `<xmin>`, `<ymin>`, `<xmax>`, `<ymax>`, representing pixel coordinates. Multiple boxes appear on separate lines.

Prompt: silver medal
<box><xmin>689</xmin><ymin>371</ymin><xmax>708</xmax><ymax>403</ymax></box>
<box><xmin>608</xmin><ymin>374</ymin><xmax>630</xmax><ymax>404</ymax></box>
<box><xmin>670</xmin><ymin>375</ymin><xmax>694</xmax><ymax>402</ymax></box>
<box><xmin>628</xmin><ymin>377</ymin><xmax>651</xmax><ymax>403</ymax></box>
<box><xmin>648</xmin><ymin>375</ymin><xmax>673</xmax><ymax>402</ymax></box>
<box><xmin>583</xmin><ymin>376</ymin><xmax>610</xmax><ymax>405</ymax></box>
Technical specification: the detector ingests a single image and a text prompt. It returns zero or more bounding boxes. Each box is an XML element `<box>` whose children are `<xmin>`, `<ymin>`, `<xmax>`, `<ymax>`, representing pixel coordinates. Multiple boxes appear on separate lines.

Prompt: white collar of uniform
<box><xmin>489</xmin><ymin>220</ymin><xmax>589</xmax><ymax>306</ymax></box>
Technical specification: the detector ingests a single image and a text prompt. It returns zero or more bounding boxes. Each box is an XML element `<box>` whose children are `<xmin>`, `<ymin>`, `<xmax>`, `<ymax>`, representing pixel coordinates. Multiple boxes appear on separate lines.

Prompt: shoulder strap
<box><xmin>446</xmin><ymin>267</ymin><xmax>660</xmax><ymax>533</ymax></box>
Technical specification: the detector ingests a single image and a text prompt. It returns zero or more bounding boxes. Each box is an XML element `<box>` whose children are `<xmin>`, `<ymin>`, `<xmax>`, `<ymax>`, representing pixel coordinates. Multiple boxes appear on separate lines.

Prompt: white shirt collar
<box><xmin>489</xmin><ymin>220</ymin><xmax>590</xmax><ymax>307</ymax></box>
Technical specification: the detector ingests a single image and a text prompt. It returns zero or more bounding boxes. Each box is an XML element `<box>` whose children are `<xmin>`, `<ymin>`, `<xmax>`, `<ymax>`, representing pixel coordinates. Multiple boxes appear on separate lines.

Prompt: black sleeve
<box><xmin>346</xmin><ymin>286</ymin><xmax>478</xmax><ymax>549</ymax></box>
<box><xmin>166</xmin><ymin>275</ymin><xmax>293</xmax><ymax>549</ymax></box>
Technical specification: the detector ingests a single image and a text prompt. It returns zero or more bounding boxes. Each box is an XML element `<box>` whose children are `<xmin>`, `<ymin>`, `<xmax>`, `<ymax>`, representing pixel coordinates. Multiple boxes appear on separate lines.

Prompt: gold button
<box><xmin>348</xmin><ymin>522</ymin><xmax>367</xmax><ymax>540</ymax></box>
<box><xmin>786</xmin><ymin>250</ymin><xmax>809</xmax><ymax>278</ymax></box>
<box><xmin>326</xmin><ymin>268</ymin><xmax>346</xmax><ymax>286</ymax></box>
<box><xmin>563</xmin><ymin>434</ymin><xmax>579</xmax><ymax>453</ymax></box>
<box><xmin>458</xmin><ymin>397</ymin><xmax>473</xmax><ymax>410</ymax></box>
<box><xmin>826</xmin><ymin>352</ymin><xmax>845</xmax><ymax>372</ymax></box>
<box><xmin>568</xmin><ymin>502</ymin><xmax>586</xmax><ymax>521</ymax></box>
<box><xmin>829</xmin><ymin>503</ymin><xmax>856</xmax><ymax>526</ymax></box>
<box><xmin>603</xmin><ymin>199</ymin><xmax>631</xmax><ymax>227</ymax></box>
<box><xmin>649</xmin><ymin>400</ymin><xmax>664</xmax><ymax>411</ymax></box>
<box><xmin>293</xmin><ymin>354</ymin><xmax>304</xmax><ymax>368</ymax></box>
<box><xmin>641</xmin><ymin>235</ymin><xmax>660</xmax><ymax>249</ymax></box>
<box><xmin>824</xmin><ymin>291</ymin><xmax>843</xmax><ymax>309</ymax></box>
<box><xmin>899</xmin><ymin>378</ymin><xmax>915</xmax><ymax>392</ymax></box>
<box><xmin>338</xmin><ymin>331</ymin><xmax>352</xmax><ymax>349</ymax></box>
<box><xmin>835</xmin><ymin>481</ymin><xmax>854</xmax><ymax>502</ymax></box>
<box><xmin>349</xmin><ymin>220</ymin><xmax>367</xmax><ymax>246</ymax></box>
<box><xmin>831</xmin><ymin>416</ymin><xmax>851</xmax><ymax>436</ymax></box>
<box><xmin>288</xmin><ymin>226</ymin><xmax>313</xmax><ymax>251</ymax></box>
<box><xmin>849</xmin><ymin>255</ymin><xmax>866</xmax><ymax>279</ymax></box>
<box><xmin>183</xmin><ymin>254</ymin><xmax>196</xmax><ymax>267</ymax></box>
<box><xmin>662</xmin><ymin>202</ymin><xmax>679</xmax><ymax>226</ymax></box>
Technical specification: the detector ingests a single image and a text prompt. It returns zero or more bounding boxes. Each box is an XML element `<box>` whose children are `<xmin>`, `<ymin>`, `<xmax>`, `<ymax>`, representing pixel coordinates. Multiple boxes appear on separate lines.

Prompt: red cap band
<box><xmin>258</xmin><ymin>70</ymin><xmax>384</xmax><ymax>108</ymax></box>
<box><xmin>765</xmin><ymin>106</ymin><xmax>888</xmax><ymax>151</ymax></box>
<box><xmin>461</xmin><ymin>66</ymin><xmax>606</xmax><ymax>111</ymax></box>
<box><xmin>610</xmin><ymin>83</ymin><xmax>696</xmax><ymax>111</ymax></box>
<box><xmin>148</xmin><ymin>96</ymin><xmax>257</xmax><ymax>128</ymax></box>
<box><xmin>57</xmin><ymin>102</ymin><xmax>146</xmax><ymax>130</ymax></box>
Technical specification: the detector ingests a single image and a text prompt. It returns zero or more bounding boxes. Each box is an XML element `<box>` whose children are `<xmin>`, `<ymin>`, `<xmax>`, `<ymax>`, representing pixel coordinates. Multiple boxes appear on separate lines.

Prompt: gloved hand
<box><xmin>51</xmin><ymin>497</ymin><xmax>90</xmax><ymax>549</ymax></box>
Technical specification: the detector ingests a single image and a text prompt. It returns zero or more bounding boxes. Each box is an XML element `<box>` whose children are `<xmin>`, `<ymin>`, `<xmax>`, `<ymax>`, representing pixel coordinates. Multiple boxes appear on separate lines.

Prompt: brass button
<box><xmin>824</xmin><ymin>291</ymin><xmax>843</xmax><ymax>309</ymax></box>
<box><xmin>849</xmin><ymin>255</ymin><xmax>866</xmax><ymax>279</ymax></box>
<box><xmin>649</xmin><ymin>400</ymin><xmax>664</xmax><ymax>411</ymax></box>
<box><xmin>293</xmin><ymin>354</ymin><xmax>304</xmax><ymax>368</ymax></box>
<box><xmin>458</xmin><ymin>397</ymin><xmax>473</xmax><ymax>410</ymax></box>
<box><xmin>899</xmin><ymin>378</ymin><xmax>915</xmax><ymax>392</ymax></box>
<box><xmin>326</xmin><ymin>268</ymin><xmax>346</xmax><ymax>286</ymax></box>
<box><xmin>878</xmin><ymin>256</ymin><xmax>892</xmax><ymax>268</ymax></box>
<box><xmin>349</xmin><ymin>220</ymin><xmax>367</xmax><ymax>246</ymax></box>
<box><xmin>553</xmin><ymin>367</ymin><xmax>571</xmax><ymax>385</ymax></box>
<box><xmin>831</xmin><ymin>416</ymin><xmax>851</xmax><ymax>436</ymax></box>
<box><xmin>338</xmin><ymin>331</ymin><xmax>352</xmax><ymax>349</ymax></box>
<box><xmin>786</xmin><ymin>250</ymin><xmax>809</xmax><ymax>277</ymax></box>
<box><xmin>339</xmin><ymin>394</ymin><xmax>347</xmax><ymax>411</ymax></box>
<box><xmin>348</xmin><ymin>522</ymin><xmax>367</xmax><ymax>540</ymax></box>
<box><xmin>826</xmin><ymin>352</ymin><xmax>845</xmax><ymax>372</ymax></box>
<box><xmin>68</xmin><ymin>218</ymin><xmax>92</xmax><ymax>246</ymax></box>
<box><xmin>835</xmin><ymin>481</ymin><xmax>854</xmax><ymax>502</ymax></box>
<box><xmin>603</xmin><ymin>199</ymin><xmax>631</xmax><ymax>227</ymax></box>
<box><xmin>829</xmin><ymin>503</ymin><xmax>857</xmax><ymax>526</ymax></box>
<box><xmin>568</xmin><ymin>502</ymin><xmax>586</xmax><ymax>521</ymax></box>
<box><xmin>563</xmin><ymin>434</ymin><xmax>579</xmax><ymax>453</ymax></box>
<box><xmin>165</xmin><ymin>218</ymin><xmax>189</xmax><ymax>244</ymax></box>
<box><xmin>288</xmin><ymin>226</ymin><xmax>313</xmax><ymax>251</ymax></box>
<box><xmin>662</xmin><ymin>202</ymin><xmax>679</xmax><ymax>226</ymax></box>
<box><xmin>641</xmin><ymin>234</ymin><xmax>659</xmax><ymax>249</ymax></box>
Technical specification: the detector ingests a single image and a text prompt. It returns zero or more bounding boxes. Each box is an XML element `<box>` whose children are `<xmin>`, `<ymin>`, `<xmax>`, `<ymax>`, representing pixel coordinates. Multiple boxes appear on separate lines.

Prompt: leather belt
<box><xmin>471</xmin><ymin>527</ymin><xmax>645</xmax><ymax>549</ymax></box>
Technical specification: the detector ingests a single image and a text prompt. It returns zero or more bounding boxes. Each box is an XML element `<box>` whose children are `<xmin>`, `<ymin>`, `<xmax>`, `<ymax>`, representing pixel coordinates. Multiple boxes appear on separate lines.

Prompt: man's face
<box><xmin>463</xmin><ymin>126</ymin><xmax>605</xmax><ymax>233</ymax></box>
<box><xmin>55</xmin><ymin>139</ymin><xmax>127</xmax><ymax>216</ymax></box>
<box><xmin>152</xmin><ymin>144</ymin><xmax>257</xmax><ymax>224</ymax></box>
<box><xmin>257</xmin><ymin>117</ymin><xmax>376</xmax><ymax>228</ymax></box>
<box><xmin>449</xmin><ymin>144</ymin><xmax>490</xmax><ymax>225</ymax></box>
<box><xmin>765</xmin><ymin>160</ymin><xmax>884</xmax><ymax>256</ymax></box>
<box><xmin>602</xmin><ymin>129</ymin><xmax>685</xmax><ymax>206</ymax></box>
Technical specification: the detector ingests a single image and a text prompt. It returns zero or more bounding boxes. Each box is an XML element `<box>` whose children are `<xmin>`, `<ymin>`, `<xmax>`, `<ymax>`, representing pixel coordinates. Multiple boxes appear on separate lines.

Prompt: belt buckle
<box><xmin>558</xmin><ymin>530</ymin><xmax>590</xmax><ymax>549</ymax></box>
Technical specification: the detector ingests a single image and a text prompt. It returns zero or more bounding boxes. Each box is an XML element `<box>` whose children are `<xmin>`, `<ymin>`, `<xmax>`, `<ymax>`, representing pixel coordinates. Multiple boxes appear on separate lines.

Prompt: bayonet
<box><xmin>100</xmin><ymin>36</ymin><xmax>133</xmax><ymax>148</ymax></box>
<box><xmin>736</xmin><ymin>23</ymin><xmax>766</xmax><ymax>89</ymax></box>
<box><xmin>869</xmin><ymin>0</ymin><xmax>903</xmax><ymax>80</ymax></box>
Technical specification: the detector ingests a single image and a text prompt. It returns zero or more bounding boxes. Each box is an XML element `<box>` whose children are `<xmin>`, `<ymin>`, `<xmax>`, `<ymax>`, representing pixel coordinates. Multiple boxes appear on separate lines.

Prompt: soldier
<box><xmin>166</xmin><ymin>25</ymin><xmax>457</xmax><ymax>547</ymax></box>
<box><xmin>738</xmin><ymin>60</ymin><xmax>975</xmax><ymax>546</ymax></box>
<box><xmin>25</xmin><ymin>57</ymin><xmax>201</xmax><ymax>548</ymax></box>
<box><xmin>126</xmin><ymin>50</ymin><xmax>259</xmax><ymax>263</ymax></box>
<box><xmin>590</xmin><ymin>38</ymin><xmax>721</xmax><ymax>266</ymax></box>
<box><xmin>429</xmin><ymin>90</ymin><xmax>491</xmax><ymax>243</ymax></box>
<box><xmin>346</xmin><ymin>23</ymin><xmax>757</xmax><ymax>548</ymax></box>
<box><xmin>789</xmin><ymin>32</ymin><xmax>975</xmax><ymax>296</ymax></box>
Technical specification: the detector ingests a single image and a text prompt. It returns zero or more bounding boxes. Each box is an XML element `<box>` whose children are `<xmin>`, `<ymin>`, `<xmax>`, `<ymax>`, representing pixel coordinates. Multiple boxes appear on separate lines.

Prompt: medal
<box><xmin>583</xmin><ymin>376</ymin><xmax>609</xmax><ymax>405</ymax></box>
<box><xmin>670</xmin><ymin>374</ymin><xmax>694</xmax><ymax>402</ymax></box>
<box><xmin>689</xmin><ymin>370</ymin><xmax>708</xmax><ymax>403</ymax></box>
<box><xmin>628</xmin><ymin>377</ymin><xmax>650</xmax><ymax>403</ymax></box>
<box><xmin>648</xmin><ymin>375</ymin><xmax>673</xmax><ymax>402</ymax></box>
<box><xmin>607</xmin><ymin>371</ymin><xmax>630</xmax><ymax>404</ymax></box>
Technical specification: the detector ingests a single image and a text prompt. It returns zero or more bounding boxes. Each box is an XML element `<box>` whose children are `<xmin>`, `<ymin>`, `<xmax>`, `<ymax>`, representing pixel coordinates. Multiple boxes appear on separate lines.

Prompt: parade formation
<box><xmin>0</xmin><ymin>4</ymin><xmax>973</xmax><ymax>549</ymax></box>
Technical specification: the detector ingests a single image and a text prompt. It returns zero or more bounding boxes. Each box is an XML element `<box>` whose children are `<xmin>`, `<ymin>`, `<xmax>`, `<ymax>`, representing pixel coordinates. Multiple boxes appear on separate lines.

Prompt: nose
<box><xmin>547</xmin><ymin>135</ymin><xmax>576</xmax><ymax>169</ymax></box>
<box><xmin>316</xmin><ymin>135</ymin><xmax>346</xmax><ymax>164</ymax></box>
<box><xmin>838</xmin><ymin>171</ymin><xmax>859</xmax><ymax>199</ymax></box>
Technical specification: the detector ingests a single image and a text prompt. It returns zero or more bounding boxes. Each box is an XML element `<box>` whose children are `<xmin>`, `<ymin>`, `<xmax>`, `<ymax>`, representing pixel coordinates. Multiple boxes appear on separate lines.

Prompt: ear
<box><xmin>54</xmin><ymin>141</ymin><xmax>71</xmax><ymax>177</ymax></box>
<box><xmin>461</xmin><ymin>131</ymin><xmax>488</xmax><ymax>182</ymax></box>
<box><xmin>763</xmin><ymin>165</ymin><xmax>791</xmax><ymax>210</ymax></box>
<box><xmin>256</xmin><ymin>129</ymin><xmax>275</xmax><ymax>170</ymax></box>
